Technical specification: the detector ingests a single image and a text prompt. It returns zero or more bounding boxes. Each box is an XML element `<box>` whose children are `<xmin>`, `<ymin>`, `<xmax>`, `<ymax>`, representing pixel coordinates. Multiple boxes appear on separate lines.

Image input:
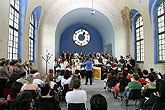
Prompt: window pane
<box><xmin>29</xmin><ymin>14</ymin><xmax>35</xmax><ymax>61</ymax></box>
<box><xmin>135</xmin><ymin>15</ymin><xmax>144</xmax><ymax>61</ymax></box>
<box><xmin>157</xmin><ymin>0</ymin><xmax>165</xmax><ymax>62</ymax></box>
<box><xmin>8</xmin><ymin>0</ymin><xmax>20</xmax><ymax>60</ymax></box>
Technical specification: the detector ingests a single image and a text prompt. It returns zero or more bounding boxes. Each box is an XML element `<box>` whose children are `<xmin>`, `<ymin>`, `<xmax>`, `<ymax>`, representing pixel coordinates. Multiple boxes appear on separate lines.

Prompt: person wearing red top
<box><xmin>114</xmin><ymin>83</ymin><xmax>120</xmax><ymax>99</ymax></box>
<box><xmin>138</xmin><ymin>78</ymin><xmax>147</xmax><ymax>85</ymax></box>
<box><xmin>109</xmin><ymin>55</ymin><xmax>113</xmax><ymax>62</ymax></box>
<box><xmin>137</xmin><ymin>71</ymin><xmax>147</xmax><ymax>85</ymax></box>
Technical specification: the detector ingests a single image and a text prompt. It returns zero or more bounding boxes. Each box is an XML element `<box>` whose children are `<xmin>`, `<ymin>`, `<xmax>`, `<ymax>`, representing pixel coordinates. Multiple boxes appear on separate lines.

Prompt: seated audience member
<box><xmin>149</xmin><ymin>68</ymin><xmax>154</xmax><ymax>73</ymax></box>
<box><xmin>107</xmin><ymin>71</ymin><xmax>117</xmax><ymax>92</ymax></box>
<box><xmin>143</xmin><ymin>70</ymin><xmax>149</xmax><ymax>79</ymax></box>
<box><xmin>15</xmin><ymin>91</ymin><xmax>33</xmax><ymax>110</ymax></box>
<box><xmin>137</xmin><ymin>71</ymin><xmax>147</xmax><ymax>85</ymax></box>
<box><xmin>140</xmin><ymin>79</ymin><xmax>165</xmax><ymax>110</ymax></box>
<box><xmin>49</xmin><ymin>69</ymin><xmax>54</xmax><ymax>74</ymax></box>
<box><xmin>114</xmin><ymin>82</ymin><xmax>120</xmax><ymax>99</ymax></box>
<box><xmin>66</xmin><ymin>79</ymin><xmax>87</xmax><ymax>107</ymax></box>
<box><xmin>126</xmin><ymin>69</ymin><xmax>134</xmax><ymax>80</ymax></box>
<box><xmin>21</xmin><ymin>74</ymin><xmax>39</xmax><ymax>93</ymax></box>
<box><xmin>150</xmin><ymin>72</ymin><xmax>159</xmax><ymax>80</ymax></box>
<box><xmin>45</xmin><ymin>73</ymin><xmax>58</xmax><ymax>94</ymax></box>
<box><xmin>68</xmin><ymin>75</ymin><xmax>79</xmax><ymax>91</ymax></box>
<box><xmin>38</xmin><ymin>82</ymin><xmax>61</xmax><ymax>110</ymax></box>
<box><xmin>7</xmin><ymin>82</ymin><xmax>23</xmax><ymax>100</ymax></box>
<box><xmin>61</xmin><ymin>71</ymin><xmax>72</xmax><ymax>87</ymax></box>
<box><xmin>123</xmin><ymin>74</ymin><xmax>142</xmax><ymax>103</ymax></box>
<box><xmin>90</xmin><ymin>94</ymin><xmax>107</xmax><ymax>110</ymax></box>
<box><xmin>143</xmin><ymin>74</ymin><xmax>156</xmax><ymax>93</ymax></box>
<box><xmin>16</xmin><ymin>72</ymin><xmax>27</xmax><ymax>85</ymax></box>
<box><xmin>33</xmin><ymin>72</ymin><xmax>43</xmax><ymax>85</ymax></box>
<box><xmin>58</xmin><ymin>70</ymin><xmax>64</xmax><ymax>81</ymax></box>
<box><xmin>5</xmin><ymin>73</ymin><xmax>19</xmax><ymax>89</ymax></box>
<box><xmin>74</xmin><ymin>69</ymin><xmax>81</xmax><ymax>80</ymax></box>
<box><xmin>119</xmin><ymin>71</ymin><xmax>130</xmax><ymax>93</ymax></box>
<box><xmin>104</xmin><ymin>72</ymin><xmax>112</xmax><ymax>89</ymax></box>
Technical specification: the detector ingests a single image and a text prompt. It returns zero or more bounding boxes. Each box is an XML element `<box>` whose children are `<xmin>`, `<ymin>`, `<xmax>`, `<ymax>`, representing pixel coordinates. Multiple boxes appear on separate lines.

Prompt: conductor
<box><xmin>83</xmin><ymin>57</ymin><xmax>93</xmax><ymax>85</ymax></box>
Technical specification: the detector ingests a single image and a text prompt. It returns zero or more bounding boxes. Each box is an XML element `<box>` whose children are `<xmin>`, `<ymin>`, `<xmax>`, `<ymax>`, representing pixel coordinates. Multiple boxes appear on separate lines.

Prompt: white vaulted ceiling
<box><xmin>38</xmin><ymin>0</ymin><xmax>128</xmax><ymax>74</ymax></box>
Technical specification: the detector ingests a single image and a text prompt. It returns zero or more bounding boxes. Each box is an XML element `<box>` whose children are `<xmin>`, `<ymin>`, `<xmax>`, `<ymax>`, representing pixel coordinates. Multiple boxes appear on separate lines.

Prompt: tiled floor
<box><xmin>60</xmin><ymin>79</ymin><xmax>140</xmax><ymax>110</ymax></box>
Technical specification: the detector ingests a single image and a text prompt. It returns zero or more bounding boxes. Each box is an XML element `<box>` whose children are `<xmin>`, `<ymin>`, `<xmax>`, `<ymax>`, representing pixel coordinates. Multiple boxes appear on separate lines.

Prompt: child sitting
<box><xmin>113</xmin><ymin>82</ymin><xmax>120</xmax><ymax>99</ymax></box>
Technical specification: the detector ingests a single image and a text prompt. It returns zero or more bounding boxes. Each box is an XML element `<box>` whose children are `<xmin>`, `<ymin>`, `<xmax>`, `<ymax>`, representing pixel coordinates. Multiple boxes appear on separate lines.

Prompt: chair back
<box><xmin>68</xmin><ymin>103</ymin><xmax>86</xmax><ymax>110</ymax></box>
<box><xmin>8</xmin><ymin>100</ymin><xmax>15</xmax><ymax>110</ymax></box>
<box><xmin>38</xmin><ymin>102</ymin><xmax>54</xmax><ymax>110</ymax></box>
<box><xmin>144</xmin><ymin>89</ymin><xmax>156</xmax><ymax>98</ymax></box>
<box><xmin>4</xmin><ymin>89</ymin><xmax>11</xmax><ymax>99</ymax></box>
<box><xmin>128</xmin><ymin>89</ymin><xmax>141</xmax><ymax>100</ymax></box>
<box><xmin>24</xmin><ymin>90</ymin><xmax>37</xmax><ymax>99</ymax></box>
<box><xmin>152</xmin><ymin>102</ymin><xmax>165</xmax><ymax>110</ymax></box>
<box><xmin>63</xmin><ymin>84</ymin><xmax>69</xmax><ymax>94</ymax></box>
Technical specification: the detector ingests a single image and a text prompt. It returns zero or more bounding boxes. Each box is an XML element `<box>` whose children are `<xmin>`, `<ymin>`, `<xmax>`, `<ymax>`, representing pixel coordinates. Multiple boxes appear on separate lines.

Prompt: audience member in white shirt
<box><xmin>66</xmin><ymin>79</ymin><xmax>87</xmax><ymax>108</ymax></box>
<box><xmin>61</xmin><ymin>71</ymin><xmax>72</xmax><ymax>87</ymax></box>
<box><xmin>33</xmin><ymin>72</ymin><xmax>43</xmax><ymax>85</ymax></box>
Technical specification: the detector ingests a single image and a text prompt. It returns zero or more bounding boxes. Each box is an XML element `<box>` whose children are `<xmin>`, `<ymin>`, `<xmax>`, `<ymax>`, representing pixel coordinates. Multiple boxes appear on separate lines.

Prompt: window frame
<box><xmin>157</xmin><ymin>0</ymin><xmax>165</xmax><ymax>63</ymax></box>
<box><xmin>8</xmin><ymin>0</ymin><xmax>20</xmax><ymax>60</ymax></box>
<box><xmin>29</xmin><ymin>13</ymin><xmax>35</xmax><ymax>62</ymax></box>
<box><xmin>135</xmin><ymin>15</ymin><xmax>144</xmax><ymax>63</ymax></box>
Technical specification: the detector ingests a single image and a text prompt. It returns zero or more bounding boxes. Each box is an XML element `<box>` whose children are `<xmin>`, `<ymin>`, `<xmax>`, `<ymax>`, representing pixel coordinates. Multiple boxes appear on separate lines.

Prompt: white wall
<box><xmin>0</xmin><ymin>0</ymin><xmax>10</xmax><ymax>58</ymax></box>
<box><xmin>112</xmin><ymin>0</ymin><xmax>165</xmax><ymax>73</ymax></box>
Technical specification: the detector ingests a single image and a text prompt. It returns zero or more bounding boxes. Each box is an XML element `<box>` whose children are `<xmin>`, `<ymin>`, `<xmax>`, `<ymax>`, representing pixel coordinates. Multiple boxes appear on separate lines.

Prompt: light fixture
<box><xmin>91</xmin><ymin>0</ymin><xmax>96</xmax><ymax>16</ymax></box>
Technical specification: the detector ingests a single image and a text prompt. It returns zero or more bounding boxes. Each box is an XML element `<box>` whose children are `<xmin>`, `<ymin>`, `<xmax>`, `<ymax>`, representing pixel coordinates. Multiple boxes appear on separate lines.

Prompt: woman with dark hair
<box><xmin>45</xmin><ymin>73</ymin><xmax>58</xmax><ymax>95</ymax></box>
<box><xmin>137</xmin><ymin>71</ymin><xmax>147</xmax><ymax>85</ymax></box>
<box><xmin>15</xmin><ymin>91</ymin><xmax>33</xmax><ymax>110</ymax></box>
<box><xmin>90</xmin><ymin>94</ymin><xmax>107</xmax><ymax>110</ymax></box>
<box><xmin>142</xmin><ymin>74</ymin><xmax>156</xmax><ymax>93</ymax></box>
<box><xmin>140</xmin><ymin>79</ymin><xmax>165</xmax><ymax>110</ymax></box>
<box><xmin>119</xmin><ymin>71</ymin><xmax>130</xmax><ymax>93</ymax></box>
<box><xmin>68</xmin><ymin>75</ymin><xmax>79</xmax><ymax>90</ymax></box>
<box><xmin>5</xmin><ymin>73</ymin><xmax>20</xmax><ymax>89</ymax></box>
<box><xmin>106</xmin><ymin>70</ymin><xmax>117</xmax><ymax>92</ymax></box>
<box><xmin>61</xmin><ymin>71</ymin><xmax>72</xmax><ymax>87</ymax></box>
<box><xmin>38</xmin><ymin>83</ymin><xmax>61</xmax><ymax>110</ymax></box>
<box><xmin>0</xmin><ymin>60</ymin><xmax>10</xmax><ymax>97</ymax></box>
<box><xmin>7</xmin><ymin>82</ymin><xmax>23</xmax><ymax>100</ymax></box>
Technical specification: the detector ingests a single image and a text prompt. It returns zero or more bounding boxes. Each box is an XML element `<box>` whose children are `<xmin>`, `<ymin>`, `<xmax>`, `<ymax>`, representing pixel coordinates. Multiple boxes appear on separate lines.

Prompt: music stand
<box><xmin>41</xmin><ymin>50</ymin><xmax>53</xmax><ymax>78</ymax></box>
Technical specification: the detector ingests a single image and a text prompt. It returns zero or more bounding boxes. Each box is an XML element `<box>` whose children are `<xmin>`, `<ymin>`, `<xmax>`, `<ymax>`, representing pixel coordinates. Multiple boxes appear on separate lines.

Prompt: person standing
<box><xmin>0</xmin><ymin>60</ymin><xmax>10</xmax><ymax>98</ymax></box>
<box><xmin>83</xmin><ymin>58</ymin><xmax>93</xmax><ymax>85</ymax></box>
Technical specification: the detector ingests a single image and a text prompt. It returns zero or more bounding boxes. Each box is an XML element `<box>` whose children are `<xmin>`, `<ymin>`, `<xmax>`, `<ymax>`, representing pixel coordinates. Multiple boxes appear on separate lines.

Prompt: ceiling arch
<box><xmin>38</xmin><ymin>0</ymin><xmax>128</xmax><ymax>74</ymax></box>
<box><xmin>55</xmin><ymin>8</ymin><xmax>115</xmax><ymax>56</ymax></box>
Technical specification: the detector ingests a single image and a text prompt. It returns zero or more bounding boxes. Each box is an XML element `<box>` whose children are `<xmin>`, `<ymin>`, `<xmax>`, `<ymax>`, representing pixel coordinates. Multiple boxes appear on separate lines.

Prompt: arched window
<box><xmin>8</xmin><ymin>0</ymin><xmax>20</xmax><ymax>59</ymax></box>
<box><xmin>29</xmin><ymin>14</ymin><xmax>35</xmax><ymax>61</ymax></box>
<box><xmin>157</xmin><ymin>0</ymin><xmax>165</xmax><ymax>62</ymax></box>
<box><xmin>135</xmin><ymin>16</ymin><xmax>144</xmax><ymax>62</ymax></box>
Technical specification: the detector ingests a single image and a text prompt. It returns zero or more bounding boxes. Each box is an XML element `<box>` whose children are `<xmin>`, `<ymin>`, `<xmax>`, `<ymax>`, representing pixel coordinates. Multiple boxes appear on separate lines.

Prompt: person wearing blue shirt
<box><xmin>83</xmin><ymin>58</ymin><xmax>93</xmax><ymax>85</ymax></box>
